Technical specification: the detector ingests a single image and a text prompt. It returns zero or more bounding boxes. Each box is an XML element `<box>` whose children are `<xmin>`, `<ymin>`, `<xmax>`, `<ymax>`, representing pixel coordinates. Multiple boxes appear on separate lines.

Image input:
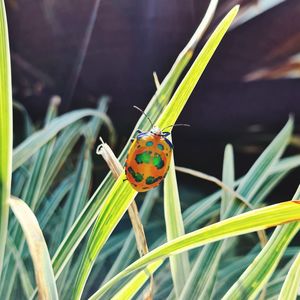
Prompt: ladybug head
<box><xmin>150</xmin><ymin>125</ymin><xmax>163</xmax><ymax>136</ymax></box>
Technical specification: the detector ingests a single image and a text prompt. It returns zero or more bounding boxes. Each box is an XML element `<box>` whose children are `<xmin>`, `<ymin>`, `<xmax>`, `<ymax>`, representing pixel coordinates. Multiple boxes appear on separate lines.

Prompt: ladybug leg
<box><xmin>135</xmin><ymin>129</ymin><xmax>144</xmax><ymax>140</ymax></box>
<box><xmin>123</xmin><ymin>178</ymin><xmax>128</xmax><ymax>182</ymax></box>
<box><xmin>164</xmin><ymin>137</ymin><xmax>174</xmax><ymax>149</ymax></box>
<box><xmin>130</xmin><ymin>138</ymin><xmax>135</xmax><ymax>143</ymax></box>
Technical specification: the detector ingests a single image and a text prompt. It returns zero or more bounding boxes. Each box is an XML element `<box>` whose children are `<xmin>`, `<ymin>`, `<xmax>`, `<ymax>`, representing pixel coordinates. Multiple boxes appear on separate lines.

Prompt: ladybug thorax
<box><xmin>125</xmin><ymin>131</ymin><xmax>172</xmax><ymax>192</ymax></box>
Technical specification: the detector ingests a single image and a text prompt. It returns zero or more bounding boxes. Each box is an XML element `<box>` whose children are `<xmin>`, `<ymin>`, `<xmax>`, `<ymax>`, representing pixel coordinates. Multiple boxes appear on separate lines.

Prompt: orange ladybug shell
<box><xmin>125</xmin><ymin>132</ymin><xmax>172</xmax><ymax>192</ymax></box>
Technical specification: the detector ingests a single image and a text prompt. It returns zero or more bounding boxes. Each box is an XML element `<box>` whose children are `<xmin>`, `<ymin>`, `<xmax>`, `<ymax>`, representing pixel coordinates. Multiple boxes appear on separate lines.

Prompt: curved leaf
<box><xmin>90</xmin><ymin>200</ymin><xmax>300</xmax><ymax>299</ymax></box>
<box><xmin>9</xmin><ymin>197</ymin><xmax>58</xmax><ymax>300</ymax></box>
<box><xmin>0</xmin><ymin>0</ymin><xmax>12</xmax><ymax>278</ymax></box>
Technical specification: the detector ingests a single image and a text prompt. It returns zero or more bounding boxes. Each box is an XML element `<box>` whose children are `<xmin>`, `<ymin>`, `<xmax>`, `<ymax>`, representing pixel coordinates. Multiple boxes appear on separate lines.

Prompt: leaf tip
<box><xmin>228</xmin><ymin>5</ymin><xmax>240</xmax><ymax>20</ymax></box>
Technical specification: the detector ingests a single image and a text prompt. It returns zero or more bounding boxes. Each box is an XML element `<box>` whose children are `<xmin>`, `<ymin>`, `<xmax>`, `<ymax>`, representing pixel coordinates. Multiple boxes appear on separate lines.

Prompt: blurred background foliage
<box><xmin>6</xmin><ymin>0</ymin><xmax>300</xmax><ymax>196</ymax></box>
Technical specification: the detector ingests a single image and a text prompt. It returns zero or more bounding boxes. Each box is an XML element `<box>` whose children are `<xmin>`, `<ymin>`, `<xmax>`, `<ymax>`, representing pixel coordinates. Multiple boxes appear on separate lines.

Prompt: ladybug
<box><xmin>124</xmin><ymin>106</ymin><xmax>189</xmax><ymax>192</ymax></box>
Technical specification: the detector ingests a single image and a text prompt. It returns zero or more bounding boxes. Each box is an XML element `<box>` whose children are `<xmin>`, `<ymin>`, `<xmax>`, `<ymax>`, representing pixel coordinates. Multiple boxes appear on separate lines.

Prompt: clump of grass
<box><xmin>0</xmin><ymin>1</ymin><xmax>300</xmax><ymax>300</ymax></box>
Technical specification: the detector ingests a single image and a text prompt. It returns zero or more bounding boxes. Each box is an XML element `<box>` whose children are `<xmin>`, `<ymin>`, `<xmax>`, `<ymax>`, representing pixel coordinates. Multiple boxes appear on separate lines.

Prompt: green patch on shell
<box><xmin>157</xmin><ymin>143</ymin><xmax>164</xmax><ymax>151</ymax></box>
<box><xmin>135</xmin><ymin>151</ymin><xmax>151</xmax><ymax>164</ymax></box>
<box><xmin>128</xmin><ymin>167</ymin><xmax>143</xmax><ymax>182</ymax></box>
<box><xmin>146</xmin><ymin>176</ymin><xmax>162</xmax><ymax>185</ymax></box>
<box><xmin>146</xmin><ymin>141</ymin><xmax>154</xmax><ymax>147</ymax></box>
<box><xmin>153</xmin><ymin>153</ymin><xmax>164</xmax><ymax>169</ymax></box>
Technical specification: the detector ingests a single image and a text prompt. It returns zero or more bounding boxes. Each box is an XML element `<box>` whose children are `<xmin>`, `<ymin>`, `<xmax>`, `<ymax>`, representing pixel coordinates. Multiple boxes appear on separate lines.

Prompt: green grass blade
<box><xmin>110</xmin><ymin>260</ymin><xmax>163</xmax><ymax>300</ymax></box>
<box><xmin>60</xmin><ymin>146</ymin><xmax>92</xmax><ymax>240</ymax></box>
<box><xmin>13</xmin><ymin>101</ymin><xmax>34</xmax><ymax>137</ymax></box>
<box><xmin>12</xmin><ymin>109</ymin><xmax>111</xmax><ymax>171</ymax></box>
<box><xmin>85</xmin><ymin>96</ymin><xmax>115</xmax><ymax>145</ymax></box>
<box><xmin>90</xmin><ymin>200</ymin><xmax>300</xmax><ymax>299</ymax></box>
<box><xmin>57</xmin><ymin>146</ymin><xmax>93</xmax><ymax>295</ymax></box>
<box><xmin>180</xmin><ymin>241</ymin><xmax>222</xmax><ymax>300</ymax></box>
<box><xmin>72</xmin><ymin>7</ymin><xmax>238</xmax><ymax>299</ymax></box>
<box><xmin>39</xmin><ymin>121</ymin><xmax>82</xmax><ymax>200</ymax></box>
<box><xmin>38</xmin><ymin>175</ymin><xmax>74</xmax><ymax>229</ymax></box>
<box><xmin>73</xmin><ymin>176</ymin><xmax>136</xmax><ymax>299</ymax></box>
<box><xmin>180</xmin><ymin>119</ymin><xmax>293</xmax><ymax>300</ymax></box>
<box><xmin>224</xmin><ymin>117</ymin><xmax>293</xmax><ymax>219</ymax></box>
<box><xmin>22</xmin><ymin>97</ymin><xmax>59</xmax><ymax>210</ymax></box>
<box><xmin>103</xmin><ymin>189</ymin><xmax>158</xmax><ymax>284</ymax></box>
<box><xmin>184</xmin><ymin>0</ymin><xmax>219</xmax><ymax>51</ymax></box>
<box><xmin>11</xmin><ymin>166</ymin><xmax>29</xmax><ymax>197</ymax></box>
<box><xmin>74</xmin><ymin>231</ymin><xmax>129</xmax><ymax>296</ymax></box>
<box><xmin>52</xmin><ymin>171</ymin><xmax>115</xmax><ymax>277</ymax></box>
<box><xmin>6</xmin><ymin>236</ymin><xmax>34</xmax><ymax>298</ymax></box>
<box><xmin>214</xmin><ymin>248</ymin><xmax>300</xmax><ymax>299</ymax></box>
<box><xmin>164</xmin><ymin>153</ymin><xmax>190</xmax><ymax>297</ymax></box>
<box><xmin>183</xmin><ymin>153</ymin><xmax>300</xmax><ymax>231</ymax></box>
<box><xmin>222</xmin><ymin>185</ymin><xmax>300</xmax><ymax>300</ymax></box>
<box><xmin>50</xmin><ymin>6</ymin><xmax>236</xmax><ymax>284</ymax></box>
<box><xmin>0</xmin><ymin>0</ymin><xmax>12</xmax><ymax>278</ymax></box>
<box><xmin>110</xmin><ymin>201</ymin><xmax>221</xmax><ymax>300</ymax></box>
<box><xmin>251</xmin><ymin>172</ymin><xmax>289</xmax><ymax>205</ymax></box>
<box><xmin>179</xmin><ymin>146</ymin><xmax>234</xmax><ymax>300</ymax></box>
<box><xmin>3</xmin><ymin>99</ymin><xmax>59</xmax><ymax>299</ymax></box>
<box><xmin>272</xmin><ymin>155</ymin><xmax>300</xmax><ymax>173</ymax></box>
<box><xmin>156</xmin><ymin>6</ymin><xmax>239</xmax><ymax>129</ymax></box>
<box><xmin>278</xmin><ymin>252</ymin><xmax>300</xmax><ymax>300</ymax></box>
<box><xmin>221</xmin><ymin>144</ymin><xmax>235</xmax><ymax>219</ymax></box>
<box><xmin>9</xmin><ymin>197</ymin><xmax>58</xmax><ymax>300</ymax></box>
<box><xmin>265</xmin><ymin>278</ymin><xmax>286</xmax><ymax>300</ymax></box>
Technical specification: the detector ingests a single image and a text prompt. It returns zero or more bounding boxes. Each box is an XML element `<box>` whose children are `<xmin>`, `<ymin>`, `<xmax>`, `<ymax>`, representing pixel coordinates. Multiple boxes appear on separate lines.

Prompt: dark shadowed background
<box><xmin>6</xmin><ymin>0</ymin><xmax>300</xmax><ymax>195</ymax></box>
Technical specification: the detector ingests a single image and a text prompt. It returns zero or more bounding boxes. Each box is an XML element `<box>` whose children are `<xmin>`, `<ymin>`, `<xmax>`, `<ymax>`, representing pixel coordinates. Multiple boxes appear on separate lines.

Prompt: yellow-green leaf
<box><xmin>90</xmin><ymin>200</ymin><xmax>300</xmax><ymax>299</ymax></box>
<box><xmin>0</xmin><ymin>0</ymin><xmax>12</xmax><ymax>277</ymax></box>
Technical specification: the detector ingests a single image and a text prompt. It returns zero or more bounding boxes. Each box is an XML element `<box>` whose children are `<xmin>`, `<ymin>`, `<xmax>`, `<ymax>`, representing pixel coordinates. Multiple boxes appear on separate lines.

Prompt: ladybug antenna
<box><xmin>133</xmin><ymin>106</ymin><xmax>154</xmax><ymax>128</ymax></box>
<box><xmin>162</xmin><ymin>123</ymin><xmax>191</xmax><ymax>132</ymax></box>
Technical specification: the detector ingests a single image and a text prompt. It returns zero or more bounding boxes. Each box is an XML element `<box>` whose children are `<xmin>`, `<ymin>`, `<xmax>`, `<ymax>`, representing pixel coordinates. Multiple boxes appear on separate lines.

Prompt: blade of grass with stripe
<box><xmin>23</xmin><ymin>96</ymin><xmax>59</xmax><ymax>210</ymax></box>
<box><xmin>77</xmin><ymin>230</ymin><xmax>130</xmax><ymax>295</ymax></box>
<box><xmin>103</xmin><ymin>189</ymin><xmax>158</xmax><ymax>285</ymax></box>
<box><xmin>39</xmin><ymin>121</ymin><xmax>82</xmax><ymax>200</ymax></box>
<box><xmin>101</xmin><ymin>198</ymin><xmax>221</xmax><ymax>300</ymax></box>
<box><xmin>56</xmin><ymin>146</ymin><xmax>92</xmax><ymax>295</ymax></box>
<box><xmin>214</xmin><ymin>247</ymin><xmax>300</xmax><ymax>299</ymax></box>
<box><xmin>0</xmin><ymin>0</ymin><xmax>12</xmax><ymax>278</ymax></box>
<box><xmin>278</xmin><ymin>252</ymin><xmax>300</xmax><ymax>300</ymax></box>
<box><xmin>72</xmin><ymin>7</ymin><xmax>239</xmax><ymax>299</ymax></box>
<box><xmin>183</xmin><ymin>153</ymin><xmax>300</xmax><ymax>231</ymax></box>
<box><xmin>222</xmin><ymin>185</ymin><xmax>300</xmax><ymax>300</ymax></box>
<box><xmin>179</xmin><ymin>118</ymin><xmax>292</xmax><ymax>299</ymax></box>
<box><xmin>5</xmin><ymin>236</ymin><xmax>34</xmax><ymax>298</ymax></box>
<box><xmin>221</xmin><ymin>144</ymin><xmax>235</xmax><ymax>218</ymax></box>
<box><xmin>179</xmin><ymin>144</ymin><xmax>235</xmax><ymax>300</ymax></box>
<box><xmin>120</xmin><ymin>175</ymin><xmax>245</xmax><ymax>299</ymax></box>
<box><xmin>12</xmin><ymin>108</ymin><xmax>113</xmax><ymax>171</ymax></box>
<box><xmin>9</xmin><ymin>197</ymin><xmax>58</xmax><ymax>300</ymax></box>
<box><xmin>89</xmin><ymin>200</ymin><xmax>300</xmax><ymax>299</ymax></box>
<box><xmin>60</xmin><ymin>99</ymin><xmax>108</xmax><ymax>243</ymax></box>
<box><xmin>38</xmin><ymin>175</ymin><xmax>74</xmax><ymax>229</ymax></box>
<box><xmin>111</xmin><ymin>260</ymin><xmax>163</xmax><ymax>300</ymax></box>
<box><xmin>164</xmin><ymin>153</ymin><xmax>190</xmax><ymax>297</ymax></box>
<box><xmin>224</xmin><ymin>117</ymin><xmax>293</xmax><ymax>218</ymax></box>
<box><xmin>1</xmin><ymin>98</ymin><xmax>59</xmax><ymax>299</ymax></box>
<box><xmin>51</xmin><ymin>0</ymin><xmax>222</xmax><ymax>281</ymax></box>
